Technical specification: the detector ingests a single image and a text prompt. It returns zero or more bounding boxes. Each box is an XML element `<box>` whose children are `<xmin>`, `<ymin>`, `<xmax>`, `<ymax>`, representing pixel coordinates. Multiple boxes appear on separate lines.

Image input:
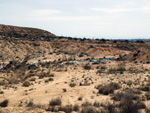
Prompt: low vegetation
<box><xmin>49</xmin><ymin>98</ymin><xmax>62</xmax><ymax>106</ymax></box>
<box><xmin>1</xmin><ymin>24</ymin><xmax>150</xmax><ymax>112</ymax></box>
<box><xmin>22</xmin><ymin>81</ymin><xmax>31</xmax><ymax>87</ymax></box>
<box><xmin>96</xmin><ymin>82</ymin><xmax>121</xmax><ymax>95</ymax></box>
<box><xmin>0</xmin><ymin>99</ymin><xmax>9</xmax><ymax>107</ymax></box>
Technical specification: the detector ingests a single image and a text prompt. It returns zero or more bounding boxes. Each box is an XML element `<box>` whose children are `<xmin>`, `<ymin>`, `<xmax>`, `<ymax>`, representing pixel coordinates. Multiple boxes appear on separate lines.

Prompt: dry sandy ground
<box><xmin>0</xmin><ymin>60</ymin><xmax>150</xmax><ymax>113</ymax></box>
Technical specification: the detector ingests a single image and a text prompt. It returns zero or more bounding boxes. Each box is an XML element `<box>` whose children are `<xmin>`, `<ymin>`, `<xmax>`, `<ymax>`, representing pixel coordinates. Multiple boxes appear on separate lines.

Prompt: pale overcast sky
<box><xmin>1</xmin><ymin>0</ymin><xmax>150</xmax><ymax>39</ymax></box>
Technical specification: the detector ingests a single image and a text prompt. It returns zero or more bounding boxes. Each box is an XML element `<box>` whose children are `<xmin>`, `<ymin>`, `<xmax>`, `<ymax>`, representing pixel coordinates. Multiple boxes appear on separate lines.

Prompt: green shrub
<box><xmin>111</xmin><ymin>89</ymin><xmax>145</xmax><ymax>113</ymax></box>
<box><xmin>0</xmin><ymin>99</ymin><xmax>9</xmax><ymax>107</ymax></box>
<box><xmin>30</xmin><ymin>78</ymin><xmax>36</xmax><ymax>81</ymax></box>
<box><xmin>28</xmin><ymin>65</ymin><xmax>38</xmax><ymax>70</ymax></box>
<box><xmin>45</xmin><ymin>78</ymin><xmax>54</xmax><ymax>83</ymax></box>
<box><xmin>83</xmin><ymin>64</ymin><xmax>91</xmax><ymax>70</ymax></box>
<box><xmin>108</xmin><ymin>67</ymin><xmax>126</xmax><ymax>74</ymax></box>
<box><xmin>22</xmin><ymin>81</ymin><xmax>30</xmax><ymax>87</ymax></box>
<box><xmin>59</xmin><ymin>105</ymin><xmax>73</xmax><ymax>113</ymax></box>
<box><xmin>81</xmin><ymin>106</ymin><xmax>99</xmax><ymax>113</ymax></box>
<box><xmin>97</xmin><ymin>83</ymin><xmax>120</xmax><ymax>95</ymax></box>
<box><xmin>133</xmin><ymin>53</ymin><xmax>138</xmax><ymax>57</ymax></box>
<box><xmin>45</xmin><ymin>73</ymin><xmax>54</xmax><ymax>77</ymax></box>
<box><xmin>82</xmin><ymin>101</ymin><xmax>92</xmax><ymax>107</ymax></box>
<box><xmin>120</xmin><ymin>100</ymin><xmax>145</xmax><ymax>113</ymax></box>
<box><xmin>8</xmin><ymin>78</ymin><xmax>20</xmax><ymax>84</ymax></box>
<box><xmin>145</xmin><ymin>92</ymin><xmax>150</xmax><ymax>100</ymax></box>
<box><xmin>69</xmin><ymin>83</ymin><xmax>76</xmax><ymax>87</ymax></box>
<box><xmin>112</xmin><ymin>90</ymin><xmax>139</xmax><ymax>101</ymax></box>
<box><xmin>49</xmin><ymin>98</ymin><xmax>62</xmax><ymax>106</ymax></box>
<box><xmin>73</xmin><ymin>104</ymin><xmax>79</xmax><ymax>111</ymax></box>
<box><xmin>78</xmin><ymin>97</ymin><xmax>83</xmax><ymax>101</ymax></box>
<box><xmin>0</xmin><ymin>91</ymin><xmax>4</xmax><ymax>94</ymax></box>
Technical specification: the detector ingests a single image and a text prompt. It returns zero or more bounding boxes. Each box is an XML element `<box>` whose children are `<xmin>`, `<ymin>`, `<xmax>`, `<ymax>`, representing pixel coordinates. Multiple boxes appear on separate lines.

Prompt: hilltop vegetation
<box><xmin>0</xmin><ymin>24</ymin><xmax>56</xmax><ymax>40</ymax></box>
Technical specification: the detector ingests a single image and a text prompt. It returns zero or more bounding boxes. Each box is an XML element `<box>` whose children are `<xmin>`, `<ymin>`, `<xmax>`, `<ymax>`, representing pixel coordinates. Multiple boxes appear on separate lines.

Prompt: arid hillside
<box><xmin>1</xmin><ymin>25</ymin><xmax>150</xmax><ymax>113</ymax></box>
<box><xmin>0</xmin><ymin>25</ymin><xmax>127</xmax><ymax>62</ymax></box>
<box><xmin>0</xmin><ymin>24</ymin><xmax>56</xmax><ymax>40</ymax></box>
<box><xmin>122</xmin><ymin>48</ymin><xmax>150</xmax><ymax>64</ymax></box>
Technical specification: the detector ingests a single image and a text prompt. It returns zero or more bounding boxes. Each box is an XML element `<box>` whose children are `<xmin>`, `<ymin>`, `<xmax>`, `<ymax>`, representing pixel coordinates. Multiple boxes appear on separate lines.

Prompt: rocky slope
<box><xmin>1</xmin><ymin>24</ymin><xmax>149</xmax><ymax>64</ymax></box>
<box><xmin>122</xmin><ymin>48</ymin><xmax>150</xmax><ymax>64</ymax></box>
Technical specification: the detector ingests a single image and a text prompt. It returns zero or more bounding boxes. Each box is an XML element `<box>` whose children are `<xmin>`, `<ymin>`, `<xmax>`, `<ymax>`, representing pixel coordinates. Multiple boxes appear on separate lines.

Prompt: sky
<box><xmin>0</xmin><ymin>0</ymin><xmax>150</xmax><ymax>39</ymax></box>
